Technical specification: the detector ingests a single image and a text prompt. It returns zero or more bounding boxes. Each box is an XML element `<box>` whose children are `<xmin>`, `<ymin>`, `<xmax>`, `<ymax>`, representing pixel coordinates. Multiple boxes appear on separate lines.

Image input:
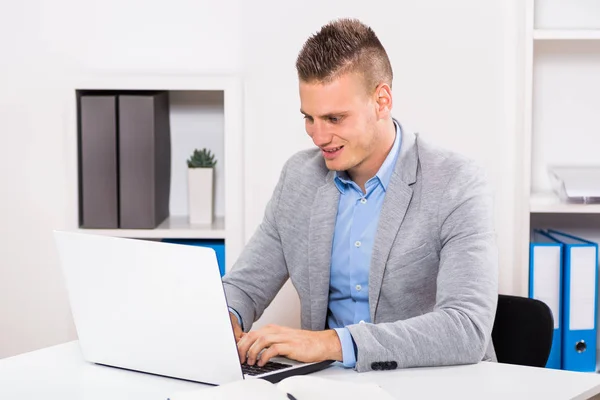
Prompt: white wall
<box><xmin>0</xmin><ymin>0</ymin><xmax>241</xmax><ymax>359</ymax></box>
<box><xmin>0</xmin><ymin>0</ymin><xmax>521</xmax><ymax>357</ymax></box>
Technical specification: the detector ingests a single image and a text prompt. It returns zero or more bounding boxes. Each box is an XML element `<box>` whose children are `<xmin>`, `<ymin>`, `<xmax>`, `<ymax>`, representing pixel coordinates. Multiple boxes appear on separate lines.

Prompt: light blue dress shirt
<box><xmin>230</xmin><ymin>121</ymin><xmax>402</xmax><ymax>369</ymax></box>
<box><xmin>329</xmin><ymin>121</ymin><xmax>402</xmax><ymax>368</ymax></box>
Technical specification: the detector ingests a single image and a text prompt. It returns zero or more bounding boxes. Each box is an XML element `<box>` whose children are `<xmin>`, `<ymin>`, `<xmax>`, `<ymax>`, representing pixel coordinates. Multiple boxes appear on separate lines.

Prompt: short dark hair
<box><xmin>295</xmin><ymin>18</ymin><xmax>393</xmax><ymax>92</ymax></box>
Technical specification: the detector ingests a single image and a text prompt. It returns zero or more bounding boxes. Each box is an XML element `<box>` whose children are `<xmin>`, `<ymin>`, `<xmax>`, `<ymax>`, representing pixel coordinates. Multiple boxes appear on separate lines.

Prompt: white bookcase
<box><xmin>63</xmin><ymin>73</ymin><xmax>244</xmax><ymax>273</ymax></box>
<box><xmin>518</xmin><ymin>0</ymin><xmax>600</xmax><ymax>292</ymax></box>
<box><xmin>518</xmin><ymin>0</ymin><xmax>600</xmax><ymax>368</ymax></box>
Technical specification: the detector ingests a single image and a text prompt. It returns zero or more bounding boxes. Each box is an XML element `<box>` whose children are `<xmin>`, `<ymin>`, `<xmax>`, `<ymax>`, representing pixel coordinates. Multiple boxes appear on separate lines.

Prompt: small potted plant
<box><xmin>187</xmin><ymin>148</ymin><xmax>217</xmax><ymax>224</ymax></box>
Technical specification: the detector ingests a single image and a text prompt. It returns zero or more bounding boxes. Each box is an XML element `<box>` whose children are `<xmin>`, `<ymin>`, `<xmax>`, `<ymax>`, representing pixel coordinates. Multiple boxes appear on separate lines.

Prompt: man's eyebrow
<box><xmin>300</xmin><ymin>110</ymin><xmax>348</xmax><ymax>118</ymax></box>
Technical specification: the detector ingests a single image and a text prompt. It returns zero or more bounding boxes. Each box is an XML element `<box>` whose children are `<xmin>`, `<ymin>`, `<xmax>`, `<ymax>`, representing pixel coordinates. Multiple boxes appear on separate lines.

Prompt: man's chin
<box><xmin>323</xmin><ymin>159</ymin><xmax>345</xmax><ymax>171</ymax></box>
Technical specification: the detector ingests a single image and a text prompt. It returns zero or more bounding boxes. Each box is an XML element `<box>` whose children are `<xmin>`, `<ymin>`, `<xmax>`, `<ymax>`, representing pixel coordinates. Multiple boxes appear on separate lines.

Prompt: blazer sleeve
<box><xmin>221</xmin><ymin>162</ymin><xmax>290</xmax><ymax>332</ymax></box>
<box><xmin>346</xmin><ymin>161</ymin><xmax>499</xmax><ymax>372</ymax></box>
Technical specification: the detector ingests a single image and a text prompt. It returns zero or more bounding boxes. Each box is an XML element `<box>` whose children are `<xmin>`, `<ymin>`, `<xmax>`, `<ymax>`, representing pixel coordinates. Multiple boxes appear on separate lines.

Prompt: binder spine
<box><xmin>562</xmin><ymin>244</ymin><xmax>598</xmax><ymax>372</ymax></box>
<box><xmin>79</xmin><ymin>94</ymin><xmax>119</xmax><ymax>228</ymax></box>
<box><xmin>529</xmin><ymin>231</ymin><xmax>563</xmax><ymax>369</ymax></box>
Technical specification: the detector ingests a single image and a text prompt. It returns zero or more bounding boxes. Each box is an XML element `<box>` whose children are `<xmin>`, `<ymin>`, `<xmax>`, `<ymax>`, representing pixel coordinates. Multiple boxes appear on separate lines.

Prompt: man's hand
<box><xmin>229</xmin><ymin>312</ymin><xmax>244</xmax><ymax>342</ymax></box>
<box><xmin>237</xmin><ymin>324</ymin><xmax>343</xmax><ymax>366</ymax></box>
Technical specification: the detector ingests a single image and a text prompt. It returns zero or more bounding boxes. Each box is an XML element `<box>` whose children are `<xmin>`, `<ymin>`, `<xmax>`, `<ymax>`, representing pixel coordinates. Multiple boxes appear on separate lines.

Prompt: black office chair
<box><xmin>491</xmin><ymin>294</ymin><xmax>554</xmax><ymax>367</ymax></box>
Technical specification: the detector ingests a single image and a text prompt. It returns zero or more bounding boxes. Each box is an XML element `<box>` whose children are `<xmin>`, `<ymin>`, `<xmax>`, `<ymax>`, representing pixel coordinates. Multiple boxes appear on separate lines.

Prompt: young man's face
<box><xmin>299</xmin><ymin>72</ymin><xmax>383</xmax><ymax>174</ymax></box>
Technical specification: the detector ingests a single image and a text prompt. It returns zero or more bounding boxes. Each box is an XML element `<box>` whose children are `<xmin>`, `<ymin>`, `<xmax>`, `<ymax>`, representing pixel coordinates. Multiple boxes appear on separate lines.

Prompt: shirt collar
<box><xmin>334</xmin><ymin>119</ymin><xmax>402</xmax><ymax>194</ymax></box>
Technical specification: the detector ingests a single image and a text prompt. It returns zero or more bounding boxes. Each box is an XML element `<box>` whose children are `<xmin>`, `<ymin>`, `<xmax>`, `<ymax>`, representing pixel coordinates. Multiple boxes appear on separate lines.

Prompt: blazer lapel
<box><xmin>369</xmin><ymin>129</ymin><xmax>420</xmax><ymax>322</ymax></box>
<box><xmin>308</xmin><ymin>171</ymin><xmax>339</xmax><ymax>331</ymax></box>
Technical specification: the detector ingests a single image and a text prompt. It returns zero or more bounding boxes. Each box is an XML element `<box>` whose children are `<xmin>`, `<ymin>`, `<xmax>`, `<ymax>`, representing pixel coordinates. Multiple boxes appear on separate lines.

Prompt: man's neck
<box><xmin>348</xmin><ymin>119</ymin><xmax>396</xmax><ymax>193</ymax></box>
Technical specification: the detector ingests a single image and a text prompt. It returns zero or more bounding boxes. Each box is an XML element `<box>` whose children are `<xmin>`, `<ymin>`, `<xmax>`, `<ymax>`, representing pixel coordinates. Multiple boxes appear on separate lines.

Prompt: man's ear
<box><xmin>374</xmin><ymin>83</ymin><xmax>392</xmax><ymax>119</ymax></box>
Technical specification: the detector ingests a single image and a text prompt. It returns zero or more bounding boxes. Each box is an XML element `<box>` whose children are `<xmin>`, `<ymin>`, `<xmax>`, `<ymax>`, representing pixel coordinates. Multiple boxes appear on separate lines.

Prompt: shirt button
<box><xmin>360</xmin><ymin>198</ymin><xmax>367</xmax><ymax>204</ymax></box>
<box><xmin>355</xmin><ymin>284</ymin><xmax>362</xmax><ymax>291</ymax></box>
<box><xmin>355</xmin><ymin>241</ymin><xmax>361</xmax><ymax>247</ymax></box>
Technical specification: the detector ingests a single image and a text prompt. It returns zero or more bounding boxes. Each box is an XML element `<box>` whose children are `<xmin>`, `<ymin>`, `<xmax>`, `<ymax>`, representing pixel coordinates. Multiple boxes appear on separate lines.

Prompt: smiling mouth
<box><xmin>323</xmin><ymin>146</ymin><xmax>344</xmax><ymax>153</ymax></box>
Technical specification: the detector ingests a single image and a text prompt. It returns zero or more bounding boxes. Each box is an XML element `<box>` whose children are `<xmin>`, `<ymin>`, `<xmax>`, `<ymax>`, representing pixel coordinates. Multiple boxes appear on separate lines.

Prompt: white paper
<box><xmin>168</xmin><ymin>379</ymin><xmax>286</xmax><ymax>400</ymax></box>
<box><xmin>168</xmin><ymin>375</ymin><xmax>396</xmax><ymax>400</ymax></box>
<box><xmin>278</xmin><ymin>375</ymin><xmax>396</xmax><ymax>400</ymax></box>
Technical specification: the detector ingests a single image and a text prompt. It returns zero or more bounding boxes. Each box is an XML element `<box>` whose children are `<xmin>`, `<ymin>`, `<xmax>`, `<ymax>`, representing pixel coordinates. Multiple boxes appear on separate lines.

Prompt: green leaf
<box><xmin>187</xmin><ymin>147</ymin><xmax>217</xmax><ymax>168</ymax></box>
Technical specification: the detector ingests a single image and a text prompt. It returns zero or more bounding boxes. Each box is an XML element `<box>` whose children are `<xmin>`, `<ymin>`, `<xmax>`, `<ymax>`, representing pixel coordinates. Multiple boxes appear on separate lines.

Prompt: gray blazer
<box><xmin>222</xmin><ymin>126</ymin><xmax>499</xmax><ymax>372</ymax></box>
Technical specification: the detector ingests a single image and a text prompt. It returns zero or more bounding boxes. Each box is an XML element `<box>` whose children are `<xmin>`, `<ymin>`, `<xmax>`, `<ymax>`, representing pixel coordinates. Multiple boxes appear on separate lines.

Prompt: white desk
<box><xmin>2</xmin><ymin>341</ymin><xmax>600</xmax><ymax>400</ymax></box>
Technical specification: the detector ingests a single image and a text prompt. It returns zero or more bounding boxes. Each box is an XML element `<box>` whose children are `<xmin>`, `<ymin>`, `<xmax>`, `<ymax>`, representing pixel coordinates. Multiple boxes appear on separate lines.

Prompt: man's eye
<box><xmin>303</xmin><ymin>115</ymin><xmax>313</xmax><ymax>123</ymax></box>
<box><xmin>329</xmin><ymin>117</ymin><xmax>340</xmax><ymax>124</ymax></box>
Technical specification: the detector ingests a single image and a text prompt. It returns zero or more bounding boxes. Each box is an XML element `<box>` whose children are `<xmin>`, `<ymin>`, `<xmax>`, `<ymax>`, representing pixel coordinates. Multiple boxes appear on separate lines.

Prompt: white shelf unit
<box><xmin>63</xmin><ymin>74</ymin><xmax>244</xmax><ymax>273</ymax></box>
<box><xmin>518</xmin><ymin>0</ymin><xmax>600</xmax><ymax>372</ymax></box>
<box><xmin>534</xmin><ymin>29</ymin><xmax>600</xmax><ymax>40</ymax></box>
<box><xmin>519</xmin><ymin>0</ymin><xmax>600</xmax><ymax>294</ymax></box>
<box><xmin>77</xmin><ymin>216</ymin><xmax>226</xmax><ymax>239</ymax></box>
<box><xmin>531</xmin><ymin>193</ymin><xmax>600</xmax><ymax>214</ymax></box>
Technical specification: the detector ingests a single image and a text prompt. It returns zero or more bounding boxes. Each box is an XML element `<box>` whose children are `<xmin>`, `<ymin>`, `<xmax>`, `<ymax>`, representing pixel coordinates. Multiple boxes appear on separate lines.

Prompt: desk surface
<box><xmin>2</xmin><ymin>341</ymin><xmax>600</xmax><ymax>400</ymax></box>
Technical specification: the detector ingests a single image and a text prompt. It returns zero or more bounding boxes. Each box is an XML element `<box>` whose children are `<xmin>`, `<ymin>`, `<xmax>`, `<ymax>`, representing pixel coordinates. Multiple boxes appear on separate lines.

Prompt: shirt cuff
<box><xmin>228</xmin><ymin>307</ymin><xmax>244</xmax><ymax>331</ymax></box>
<box><xmin>333</xmin><ymin>328</ymin><xmax>357</xmax><ymax>368</ymax></box>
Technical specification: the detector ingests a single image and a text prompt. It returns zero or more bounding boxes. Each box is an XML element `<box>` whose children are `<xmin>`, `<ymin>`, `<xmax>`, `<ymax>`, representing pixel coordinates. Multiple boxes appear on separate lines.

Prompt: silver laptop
<box><xmin>53</xmin><ymin>230</ymin><xmax>333</xmax><ymax>385</ymax></box>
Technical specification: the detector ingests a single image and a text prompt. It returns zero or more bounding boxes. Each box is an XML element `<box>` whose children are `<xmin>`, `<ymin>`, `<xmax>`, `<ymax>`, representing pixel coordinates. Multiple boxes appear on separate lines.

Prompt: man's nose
<box><xmin>309</xmin><ymin>122</ymin><xmax>331</xmax><ymax>147</ymax></box>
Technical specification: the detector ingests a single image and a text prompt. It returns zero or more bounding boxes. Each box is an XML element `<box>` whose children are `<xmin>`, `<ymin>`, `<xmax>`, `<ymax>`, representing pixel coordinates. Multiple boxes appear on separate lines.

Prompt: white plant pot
<box><xmin>188</xmin><ymin>168</ymin><xmax>214</xmax><ymax>225</ymax></box>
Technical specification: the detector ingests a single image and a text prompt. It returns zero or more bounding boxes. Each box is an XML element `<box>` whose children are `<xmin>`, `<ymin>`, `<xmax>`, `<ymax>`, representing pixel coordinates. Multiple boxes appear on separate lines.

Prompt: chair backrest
<box><xmin>491</xmin><ymin>294</ymin><xmax>554</xmax><ymax>367</ymax></box>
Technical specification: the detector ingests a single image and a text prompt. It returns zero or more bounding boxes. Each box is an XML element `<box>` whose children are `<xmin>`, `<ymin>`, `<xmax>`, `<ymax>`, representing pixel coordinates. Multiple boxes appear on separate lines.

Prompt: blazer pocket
<box><xmin>386</xmin><ymin>243</ymin><xmax>435</xmax><ymax>271</ymax></box>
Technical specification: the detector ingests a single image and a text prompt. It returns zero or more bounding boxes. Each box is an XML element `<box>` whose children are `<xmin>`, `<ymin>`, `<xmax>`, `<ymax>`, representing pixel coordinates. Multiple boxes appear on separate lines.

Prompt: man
<box><xmin>222</xmin><ymin>18</ymin><xmax>498</xmax><ymax>373</ymax></box>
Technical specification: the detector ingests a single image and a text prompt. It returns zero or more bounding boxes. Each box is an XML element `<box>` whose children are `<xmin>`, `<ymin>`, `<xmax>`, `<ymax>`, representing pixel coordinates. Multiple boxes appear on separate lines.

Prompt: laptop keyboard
<box><xmin>241</xmin><ymin>360</ymin><xmax>292</xmax><ymax>376</ymax></box>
